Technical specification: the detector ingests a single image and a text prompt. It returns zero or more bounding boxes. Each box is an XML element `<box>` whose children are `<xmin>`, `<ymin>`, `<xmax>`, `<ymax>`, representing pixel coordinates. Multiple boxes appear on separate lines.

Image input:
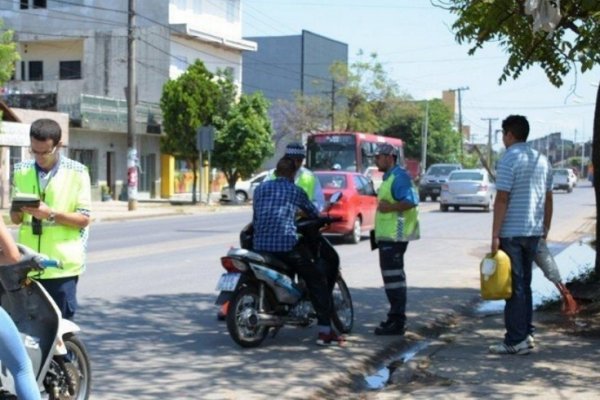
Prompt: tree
<box><xmin>212</xmin><ymin>92</ymin><xmax>274</xmax><ymax>202</ymax></box>
<box><xmin>437</xmin><ymin>0</ymin><xmax>600</xmax><ymax>274</ymax></box>
<box><xmin>269</xmin><ymin>94</ymin><xmax>330</xmax><ymax>146</ymax></box>
<box><xmin>331</xmin><ymin>51</ymin><xmax>408</xmax><ymax>132</ymax></box>
<box><xmin>382</xmin><ymin>99</ymin><xmax>461</xmax><ymax>165</ymax></box>
<box><xmin>0</xmin><ymin>20</ymin><xmax>19</xmax><ymax>91</ymax></box>
<box><xmin>160</xmin><ymin>61</ymin><xmax>228</xmax><ymax>204</ymax></box>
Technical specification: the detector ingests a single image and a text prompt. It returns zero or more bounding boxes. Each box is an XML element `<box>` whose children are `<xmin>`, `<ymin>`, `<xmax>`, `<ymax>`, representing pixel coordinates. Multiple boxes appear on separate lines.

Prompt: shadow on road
<box><xmin>77</xmin><ymin>286</ymin><xmax>478</xmax><ymax>399</ymax></box>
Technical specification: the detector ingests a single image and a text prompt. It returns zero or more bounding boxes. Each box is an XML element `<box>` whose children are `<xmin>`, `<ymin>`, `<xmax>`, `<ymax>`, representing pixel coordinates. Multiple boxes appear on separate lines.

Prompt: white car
<box><xmin>440</xmin><ymin>169</ymin><xmax>496</xmax><ymax>212</ymax></box>
<box><xmin>220</xmin><ymin>171</ymin><xmax>269</xmax><ymax>202</ymax></box>
<box><xmin>552</xmin><ymin>168</ymin><xmax>577</xmax><ymax>193</ymax></box>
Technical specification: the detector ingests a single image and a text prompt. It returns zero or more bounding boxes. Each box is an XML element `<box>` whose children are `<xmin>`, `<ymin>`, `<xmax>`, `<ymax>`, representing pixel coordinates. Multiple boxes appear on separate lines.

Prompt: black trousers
<box><xmin>269</xmin><ymin>244</ymin><xmax>332</xmax><ymax>327</ymax></box>
<box><xmin>378</xmin><ymin>241</ymin><xmax>408</xmax><ymax>324</ymax></box>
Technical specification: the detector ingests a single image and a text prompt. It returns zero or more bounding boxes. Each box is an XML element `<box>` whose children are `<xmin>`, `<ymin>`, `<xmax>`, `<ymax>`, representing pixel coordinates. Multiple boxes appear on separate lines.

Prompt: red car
<box><xmin>315</xmin><ymin>171</ymin><xmax>378</xmax><ymax>244</ymax></box>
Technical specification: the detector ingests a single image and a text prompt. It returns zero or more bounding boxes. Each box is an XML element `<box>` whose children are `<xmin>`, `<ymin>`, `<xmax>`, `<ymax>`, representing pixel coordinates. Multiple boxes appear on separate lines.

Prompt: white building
<box><xmin>0</xmin><ymin>0</ymin><xmax>256</xmax><ymax>199</ymax></box>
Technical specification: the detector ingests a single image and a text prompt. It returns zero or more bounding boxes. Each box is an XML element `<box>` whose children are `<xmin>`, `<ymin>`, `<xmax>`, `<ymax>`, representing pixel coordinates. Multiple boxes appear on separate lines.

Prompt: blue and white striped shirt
<box><xmin>496</xmin><ymin>142</ymin><xmax>552</xmax><ymax>237</ymax></box>
<box><xmin>252</xmin><ymin>177</ymin><xmax>319</xmax><ymax>252</ymax></box>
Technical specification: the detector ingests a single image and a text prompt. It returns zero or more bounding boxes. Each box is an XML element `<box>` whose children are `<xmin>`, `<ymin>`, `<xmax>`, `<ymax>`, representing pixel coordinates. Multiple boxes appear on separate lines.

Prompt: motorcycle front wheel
<box><xmin>331</xmin><ymin>276</ymin><xmax>354</xmax><ymax>333</ymax></box>
<box><xmin>226</xmin><ymin>286</ymin><xmax>269</xmax><ymax>348</ymax></box>
<box><xmin>45</xmin><ymin>333</ymin><xmax>91</xmax><ymax>400</ymax></box>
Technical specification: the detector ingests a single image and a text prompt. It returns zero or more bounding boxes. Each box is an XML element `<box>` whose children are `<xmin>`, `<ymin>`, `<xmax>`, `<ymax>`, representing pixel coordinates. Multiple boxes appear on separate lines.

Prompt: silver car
<box><xmin>440</xmin><ymin>169</ymin><xmax>496</xmax><ymax>212</ymax></box>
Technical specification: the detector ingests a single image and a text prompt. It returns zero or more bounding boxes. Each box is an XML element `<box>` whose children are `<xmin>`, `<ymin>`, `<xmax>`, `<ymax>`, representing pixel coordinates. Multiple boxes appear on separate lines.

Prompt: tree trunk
<box><xmin>593</xmin><ymin>80</ymin><xmax>600</xmax><ymax>278</ymax></box>
<box><xmin>192</xmin><ymin>159</ymin><xmax>198</xmax><ymax>205</ymax></box>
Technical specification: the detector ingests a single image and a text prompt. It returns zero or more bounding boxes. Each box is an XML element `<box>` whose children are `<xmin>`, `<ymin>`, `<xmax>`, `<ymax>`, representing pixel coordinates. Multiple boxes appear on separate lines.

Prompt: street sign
<box><xmin>196</xmin><ymin>125</ymin><xmax>215</xmax><ymax>152</ymax></box>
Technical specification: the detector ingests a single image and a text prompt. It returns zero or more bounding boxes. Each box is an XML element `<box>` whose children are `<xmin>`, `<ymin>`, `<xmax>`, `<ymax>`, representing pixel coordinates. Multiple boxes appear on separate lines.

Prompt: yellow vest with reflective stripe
<box><xmin>13</xmin><ymin>159</ymin><xmax>91</xmax><ymax>279</ymax></box>
<box><xmin>375</xmin><ymin>171</ymin><xmax>420</xmax><ymax>242</ymax></box>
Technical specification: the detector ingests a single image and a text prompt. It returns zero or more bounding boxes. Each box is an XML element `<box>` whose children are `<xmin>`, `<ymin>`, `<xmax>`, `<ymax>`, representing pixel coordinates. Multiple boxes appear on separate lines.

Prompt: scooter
<box><xmin>215</xmin><ymin>192</ymin><xmax>354</xmax><ymax>348</ymax></box>
<box><xmin>0</xmin><ymin>245</ymin><xmax>91</xmax><ymax>400</ymax></box>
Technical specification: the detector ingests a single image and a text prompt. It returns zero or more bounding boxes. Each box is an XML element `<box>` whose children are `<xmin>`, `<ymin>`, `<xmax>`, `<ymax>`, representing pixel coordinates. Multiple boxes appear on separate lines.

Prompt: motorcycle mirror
<box><xmin>329</xmin><ymin>191</ymin><xmax>342</xmax><ymax>204</ymax></box>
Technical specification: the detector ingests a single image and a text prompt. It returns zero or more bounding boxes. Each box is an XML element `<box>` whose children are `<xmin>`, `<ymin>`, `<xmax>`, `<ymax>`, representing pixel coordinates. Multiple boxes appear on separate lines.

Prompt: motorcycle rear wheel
<box><xmin>46</xmin><ymin>333</ymin><xmax>91</xmax><ymax>400</ymax></box>
<box><xmin>331</xmin><ymin>276</ymin><xmax>354</xmax><ymax>333</ymax></box>
<box><xmin>226</xmin><ymin>286</ymin><xmax>269</xmax><ymax>348</ymax></box>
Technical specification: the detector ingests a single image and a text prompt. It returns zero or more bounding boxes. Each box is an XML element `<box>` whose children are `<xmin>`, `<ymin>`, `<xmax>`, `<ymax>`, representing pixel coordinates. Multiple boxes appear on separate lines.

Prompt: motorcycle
<box><xmin>215</xmin><ymin>192</ymin><xmax>354</xmax><ymax>348</ymax></box>
<box><xmin>0</xmin><ymin>245</ymin><xmax>91</xmax><ymax>400</ymax></box>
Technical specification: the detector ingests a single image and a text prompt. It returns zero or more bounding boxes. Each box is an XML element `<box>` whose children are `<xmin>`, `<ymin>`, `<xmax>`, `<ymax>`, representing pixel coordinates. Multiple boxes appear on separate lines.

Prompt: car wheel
<box><xmin>235</xmin><ymin>191</ymin><xmax>248</xmax><ymax>202</ymax></box>
<box><xmin>346</xmin><ymin>217</ymin><xmax>362</xmax><ymax>244</ymax></box>
<box><xmin>484</xmin><ymin>203</ymin><xmax>491</xmax><ymax>212</ymax></box>
<box><xmin>440</xmin><ymin>204</ymin><xmax>449</xmax><ymax>212</ymax></box>
<box><xmin>567</xmin><ymin>186</ymin><xmax>573</xmax><ymax>193</ymax></box>
<box><xmin>453</xmin><ymin>206</ymin><xmax>459</xmax><ymax>211</ymax></box>
<box><xmin>419</xmin><ymin>194</ymin><xmax>426</xmax><ymax>202</ymax></box>
<box><xmin>431</xmin><ymin>195</ymin><xmax>438</xmax><ymax>202</ymax></box>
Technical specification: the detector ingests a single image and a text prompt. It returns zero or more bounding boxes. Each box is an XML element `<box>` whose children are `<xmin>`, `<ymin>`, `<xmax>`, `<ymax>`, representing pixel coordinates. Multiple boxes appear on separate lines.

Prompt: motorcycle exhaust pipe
<box><xmin>255</xmin><ymin>312</ymin><xmax>284</xmax><ymax>327</ymax></box>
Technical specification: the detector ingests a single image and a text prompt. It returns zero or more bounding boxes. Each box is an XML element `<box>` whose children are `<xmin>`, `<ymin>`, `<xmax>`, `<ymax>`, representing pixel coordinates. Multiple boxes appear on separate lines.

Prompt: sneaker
<box><xmin>526</xmin><ymin>334</ymin><xmax>535</xmax><ymax>349</ymax></box>
<box><xmin>374</xmin><ymin>320</ymin><xmax>405</xmax><ymax>336</ymax></box>
<box><xmin>488</xmin><ymin>339</ymin><xmax>531</xmax><ymax>355</ymax></box>
<box><xmin>316</xmin><ymin>331</ymin><xmax>345</xmax><ymax>346</ymax></box>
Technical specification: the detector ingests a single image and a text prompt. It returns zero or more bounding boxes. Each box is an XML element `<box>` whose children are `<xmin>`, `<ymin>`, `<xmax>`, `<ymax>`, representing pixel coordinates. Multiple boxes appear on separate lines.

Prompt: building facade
<box><xmin>1</xmin><ymin>0</ymin><xmax>255</xmax><ymax>199</ymax></box>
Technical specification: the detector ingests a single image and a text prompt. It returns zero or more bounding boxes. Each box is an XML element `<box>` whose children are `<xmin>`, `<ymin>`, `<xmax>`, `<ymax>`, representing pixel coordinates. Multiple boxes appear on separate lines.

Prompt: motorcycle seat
<box><xmin>256</xmin><ymin>252</ymin><xmax>292</xmax><ymax>274</ymax></box>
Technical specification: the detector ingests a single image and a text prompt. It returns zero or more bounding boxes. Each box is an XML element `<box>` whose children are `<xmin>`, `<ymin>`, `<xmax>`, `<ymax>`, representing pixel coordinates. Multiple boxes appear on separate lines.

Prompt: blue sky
<box><xmin>242</xmin><ymin>0</ymin><xmax>598</xmax><ymax>147</ymax></box>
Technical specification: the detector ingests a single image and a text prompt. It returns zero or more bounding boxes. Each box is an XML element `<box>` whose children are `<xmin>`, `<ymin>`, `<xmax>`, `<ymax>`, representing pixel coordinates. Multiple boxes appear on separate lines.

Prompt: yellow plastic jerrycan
<box><xmin>480</xmin><ymin>250</ymin><xmax>512</xmax><ymax>300</ymax></box>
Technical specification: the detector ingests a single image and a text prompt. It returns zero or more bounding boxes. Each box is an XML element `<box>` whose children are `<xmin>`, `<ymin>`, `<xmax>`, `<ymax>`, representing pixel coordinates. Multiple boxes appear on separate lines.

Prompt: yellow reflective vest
<box><xmin>375</xmin><ymin>167</ymin><xmax>420</xmax><ymax>242</ymax></box>
<box><xmin>13</xmin><ymin>158</ymin><xmax>91</xmax><ymax>279</ymax></box>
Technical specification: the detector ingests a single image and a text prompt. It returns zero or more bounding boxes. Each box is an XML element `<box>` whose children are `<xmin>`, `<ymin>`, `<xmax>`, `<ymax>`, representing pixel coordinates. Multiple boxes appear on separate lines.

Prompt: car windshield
<box><xmin>449</xmin><ymin>172</ymin><xmax>484</xmax><ymax>181</ymax></box>
<box><xmin>553</xmin><ymin>169</ymin><xmax>568</xmax><ymax>176</ymax></box>
<box><xmin>428</xmin><ymin>166</ymin><xmax>458</xmax><ymax>176</ymax></box>
<box><xmin>317</xmin><ymin>174</ymin><xmax>347</xmax><ymax>189</ymax></box>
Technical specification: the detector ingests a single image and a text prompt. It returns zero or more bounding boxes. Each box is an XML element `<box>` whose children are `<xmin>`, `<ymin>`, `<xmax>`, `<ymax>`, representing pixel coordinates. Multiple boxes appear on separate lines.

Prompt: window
<box><xmin>226</xmin><ymin>0</ymin><xmax>237</xmax><ymax>22</ymax></box>
<box><xmin>28</xmin><ymin>61</ymin><xmax>43</xmax><ymax>81</ymax></box>
<box><xmin>171</xmin><ymin>54</ymin><xmax>188</xmax><ymax>72</ymax></box>
<box><xmin>59</xmin><ymin>61</ymin><xmax>82</xmax><ymax>80</ymax></box>
<box><xmin>69</xmin><ymin>149</ymin><xmax>98</xmax><ymax>184</ymax></box>
<box><xmin>20</xmin><ymin>0</ymin><xmax>47</xmax><ymax>8</ymax></box>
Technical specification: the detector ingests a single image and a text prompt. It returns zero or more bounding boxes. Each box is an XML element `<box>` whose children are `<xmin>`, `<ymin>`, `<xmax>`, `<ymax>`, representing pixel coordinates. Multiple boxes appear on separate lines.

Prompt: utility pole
<box><xmin>127</xmin><ymin>0</ymin><xmax>137</xmax><ymax>211</ymax></box>
<box><xmin>330</xmin><ymin>79</ymin><xmax>335</xmax><ymax>130</ymax></box>
<box><xmin>481</xmin><ymin>117</ymin><xmax>498</xmax><ymax>169</ymax></box>
<box><xmin>449</xmin><ymin>86</ymin><xmax>469</xmax><ymax>163</ymax></box>
<box><xmin>421</xmin><ymin>101</ymin><xmax>429</xmax><ymax>175</ymax></box>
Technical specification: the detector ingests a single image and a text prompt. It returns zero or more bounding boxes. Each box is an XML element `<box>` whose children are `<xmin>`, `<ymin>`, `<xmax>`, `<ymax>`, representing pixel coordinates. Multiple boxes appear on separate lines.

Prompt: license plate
<box><xmin>216</xmin><ymin>273</ymin><xmax>241</xmax><ymax>291</ymax></box>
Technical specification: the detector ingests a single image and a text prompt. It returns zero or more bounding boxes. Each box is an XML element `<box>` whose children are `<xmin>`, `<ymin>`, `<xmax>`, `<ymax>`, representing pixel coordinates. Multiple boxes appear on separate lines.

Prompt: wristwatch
<box><xmin>47</xmin><ymin>211</ymin><xmax>56</xmax><ymax>223</ymax></box>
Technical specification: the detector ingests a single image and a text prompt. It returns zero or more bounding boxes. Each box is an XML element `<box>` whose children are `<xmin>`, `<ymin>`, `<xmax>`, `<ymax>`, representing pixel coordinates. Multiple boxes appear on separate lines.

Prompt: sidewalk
<box><xmin>90</xmin><ymin>197</ymin><xmax>250</xmax><ymax>222</ymax></box>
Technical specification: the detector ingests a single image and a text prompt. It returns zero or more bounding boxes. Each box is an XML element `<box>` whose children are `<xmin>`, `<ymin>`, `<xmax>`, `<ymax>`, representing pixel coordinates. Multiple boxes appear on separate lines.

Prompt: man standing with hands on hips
<box><xmin>11</xmin><ymin>118</ymin><xmax>91</xmax><ymax>320</ymax></box>
<box><xmin>372</xmin><ymin>143</ymin><xmax>420</xmax><ymax>336</ymax></box>
<box><xmin>489</xmin><ymin>115</ymin><xmax>553</xmax><ymax>355</ymax></box>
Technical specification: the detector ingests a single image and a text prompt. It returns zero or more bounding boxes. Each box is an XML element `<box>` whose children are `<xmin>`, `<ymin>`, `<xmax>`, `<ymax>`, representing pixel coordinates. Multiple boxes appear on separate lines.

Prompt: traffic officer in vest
<box><xmin>372</xmin><ymin>143</ymin><xmax>420</xmax><ymax>335</ymax></box>
<box><xmin>10</xmin><ymin>119</ymin><xmax>91</xmax><ymax>320</ymax></box>
<box><xmin>278</xmin><ymin>142</ymin><xmax>325</xmax><ymax>211</ymax></box>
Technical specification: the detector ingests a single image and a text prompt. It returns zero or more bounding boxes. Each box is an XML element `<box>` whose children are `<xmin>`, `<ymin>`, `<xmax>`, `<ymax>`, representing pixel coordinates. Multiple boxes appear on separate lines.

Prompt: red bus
<box><xmin>306</xmin><ymin>132</ymin><xmax>419</xmax><ymax>180</ymax></box>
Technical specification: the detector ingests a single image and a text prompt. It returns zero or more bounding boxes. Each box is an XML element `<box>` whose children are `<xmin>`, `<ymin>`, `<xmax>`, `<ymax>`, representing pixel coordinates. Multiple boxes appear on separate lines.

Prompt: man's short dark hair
<box><xmin>502</xmin><ymin>115</ymin><xmax>530</xmax><ymax>142</ymax></box>
<box><xmin>30</xmin><ymin>119</ymin><xmax>62</xmax><ymax>145</ymax></box>
<box><xmin>275</xmin><ymin>157</ymin><xmax>298</xmax><ymax>180</ymax></box>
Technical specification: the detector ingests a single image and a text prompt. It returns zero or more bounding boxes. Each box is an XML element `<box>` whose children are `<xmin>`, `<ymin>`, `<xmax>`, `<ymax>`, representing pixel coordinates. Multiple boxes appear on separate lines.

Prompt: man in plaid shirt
<box><xmin>253</xmin><ymin>157</ymin><xmax>344</xmax><ymax>346</ymax></box>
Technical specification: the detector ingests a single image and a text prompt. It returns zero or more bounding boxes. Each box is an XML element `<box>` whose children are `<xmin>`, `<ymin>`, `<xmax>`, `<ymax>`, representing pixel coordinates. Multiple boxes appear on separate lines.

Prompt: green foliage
<box><xmin>0</xmin><ymin>20</ymin><xmax>19</xmax><ymax>86</ymax></box>
<box><xmin>438</xmin><ymin>0</ymin><xmax>600</xmax><ymax>87</ymax></box>
<box><xmin>160</xmin><ymin>61</ymin><xmax>236</xmax><ymax>203</ymax></box>
<box><xmin>212</xmin><ymin>92</ymin><xmax>274</xmax><ymax>188</ymax></box>
<box><xmin>382</xmin><ymin>99</ymin><xmax>460</xmax><ymax>166</ymax></box>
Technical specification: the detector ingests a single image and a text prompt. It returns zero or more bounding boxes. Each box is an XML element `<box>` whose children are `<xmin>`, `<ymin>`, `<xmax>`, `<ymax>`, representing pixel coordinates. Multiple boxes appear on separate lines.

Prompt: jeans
<box><xmin>40</xmin><ymin>276</ymin><xmax>79</xmax><ymax>320</ymax></box>
<box><xmin>268</xmin><ymin>244</ymin><xmax>332</xmax><ymax>327</ymax></box>
<box><xmin>378</xmin><ymin>241</ymin><xmax>408</xmax><ymax>324</ymax></box>
<box><xmin>0</xmin><ymin>307</ymin><xmax>41</xmax><ymax>400</ymax></box>
<box><xmin>500</xmin><ymin>236</ymin><xmax>540</xmax><ymax>345</ymax></box>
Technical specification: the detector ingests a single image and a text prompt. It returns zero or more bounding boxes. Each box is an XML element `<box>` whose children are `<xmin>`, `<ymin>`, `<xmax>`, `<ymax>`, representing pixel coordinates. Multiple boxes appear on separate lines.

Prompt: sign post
<box><xmin>196</xmin><ymin>125</ymin><xmax>215</xmax><ymax>203</ymax></box>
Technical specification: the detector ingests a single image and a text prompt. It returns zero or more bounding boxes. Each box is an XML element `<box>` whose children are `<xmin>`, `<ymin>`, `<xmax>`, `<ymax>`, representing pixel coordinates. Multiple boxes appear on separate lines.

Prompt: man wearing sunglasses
<box><xmin>10</xmin><ymin>118</ymin><xmax>91</xmax><ymax>320</ymax></box>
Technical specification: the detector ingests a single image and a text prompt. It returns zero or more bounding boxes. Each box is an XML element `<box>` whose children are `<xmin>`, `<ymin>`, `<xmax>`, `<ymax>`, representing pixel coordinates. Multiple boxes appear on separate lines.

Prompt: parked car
<box><xmin>220</xmin><ymin>171</ymin><xmax>269</xmax><ymax>202</ymax></box>
<box><xmin>419</xmin><ymin>163</ymin><xmax>462</xmax><ymax>202</ymax></box>
<box><xmin>315</xmin><ymin>171</ymin><xmax>377</xmax><ymax>244</ymax></box>
<box><xmin>440</xmin><ymin>168</ymin><xmax>496</xmax><ymax>212</ymax></box>
<box><xmin>552</xmin><ymin>168</ymin><xmax>577</xmax><ymax>193</ymax></box>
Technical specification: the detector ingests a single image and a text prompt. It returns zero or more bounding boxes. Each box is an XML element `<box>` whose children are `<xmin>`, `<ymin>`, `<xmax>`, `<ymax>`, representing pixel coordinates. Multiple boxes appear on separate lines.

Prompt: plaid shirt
<box><xmin>252</xmin><ymin>177</ymin><xmax>319</xmax><ymax>252</ymax></box>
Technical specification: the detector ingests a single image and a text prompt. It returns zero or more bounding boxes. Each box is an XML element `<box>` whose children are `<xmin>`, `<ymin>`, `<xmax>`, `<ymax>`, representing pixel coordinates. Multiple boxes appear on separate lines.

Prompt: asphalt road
<box><xmin>76</xmin><ymin>183</ymin><xmax>595</xmax><ymax>399</ymax></box>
